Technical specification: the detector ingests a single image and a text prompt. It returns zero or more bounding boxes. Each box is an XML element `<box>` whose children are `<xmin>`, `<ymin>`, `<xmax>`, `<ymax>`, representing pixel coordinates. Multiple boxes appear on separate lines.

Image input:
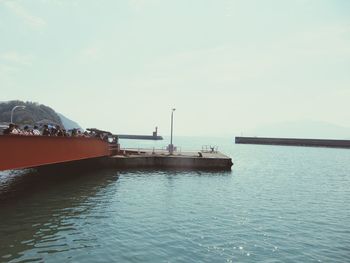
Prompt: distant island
<box><xmin>0</xmin><ymin>100</ymin><xmax>81</xmax><ymax>130</ymax></box>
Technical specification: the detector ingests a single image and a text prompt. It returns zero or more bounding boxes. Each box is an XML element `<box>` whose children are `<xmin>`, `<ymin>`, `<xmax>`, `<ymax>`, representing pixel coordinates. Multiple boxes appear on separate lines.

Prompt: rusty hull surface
<box><xmin>0</xmin><ymin>135</ymin><xmax>111</xmax><ymax>171</ymax></box>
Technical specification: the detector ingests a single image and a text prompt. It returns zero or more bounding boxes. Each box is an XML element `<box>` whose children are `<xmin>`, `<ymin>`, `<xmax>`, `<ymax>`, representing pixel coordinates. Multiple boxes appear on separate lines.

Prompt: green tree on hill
<box><xmin>0</xmin><ymin>101</ymin><xmax>63</xmax><ymax>127</ymax></box>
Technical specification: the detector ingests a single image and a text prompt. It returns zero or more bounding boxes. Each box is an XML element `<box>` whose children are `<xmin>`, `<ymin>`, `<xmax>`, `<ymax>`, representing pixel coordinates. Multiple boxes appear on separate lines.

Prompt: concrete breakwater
<box><xmin>118</xmin><ymin>134</ymin><xmax>163</xmax><ymax>140</ymax></box>
<box><xmin>235</xmin><ymin>136</ymin><xmax>350</xmax><ymax>149</ymax></box>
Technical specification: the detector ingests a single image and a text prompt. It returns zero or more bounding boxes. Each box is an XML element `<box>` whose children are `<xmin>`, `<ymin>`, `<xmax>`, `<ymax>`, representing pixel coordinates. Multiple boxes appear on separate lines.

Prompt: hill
<box><xmin>0</xmin><ymin>101</ymin><xmax>80</xmax><ymax>129</ymax></box>
<box><xmin>57</xmin><ymin>113</ymin><xmax>82</xmax><ymax>130</ymax></box>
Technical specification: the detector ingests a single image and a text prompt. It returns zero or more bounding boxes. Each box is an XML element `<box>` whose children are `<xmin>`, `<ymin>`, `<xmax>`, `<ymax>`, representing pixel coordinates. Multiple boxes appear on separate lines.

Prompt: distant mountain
<box><xmin>0</xmin><ymin>100</ymin><xmax>81</xmax><ymax>130</ymax></box>
<box><xmin>57</xmin><ymin>113</ymin><xmax>82</xmax><ymax>130</ymax></box>
<box><xmin>249</xmin><ymin>120</ymin><xmax>350</xmax><ymax>140</ymax></box>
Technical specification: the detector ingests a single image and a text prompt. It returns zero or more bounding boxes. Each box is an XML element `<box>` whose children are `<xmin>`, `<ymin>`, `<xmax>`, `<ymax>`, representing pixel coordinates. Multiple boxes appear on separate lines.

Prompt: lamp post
<box><xmin>169</xmin><ymin>108</ymin><xmax>176</xmax><ymax>154</ymax></box>
<box><xmin>10</xmin><ymin>105</ymin><xmax>26</xmax><ymax>123</ymax></box>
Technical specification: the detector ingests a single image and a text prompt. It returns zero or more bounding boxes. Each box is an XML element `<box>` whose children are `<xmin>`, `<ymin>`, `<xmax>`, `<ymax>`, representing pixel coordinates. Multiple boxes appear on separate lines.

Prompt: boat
<box><xmin>0</xmin><ymin>132</ymin><xmax>119</xmax><ymax>171</ymax></box>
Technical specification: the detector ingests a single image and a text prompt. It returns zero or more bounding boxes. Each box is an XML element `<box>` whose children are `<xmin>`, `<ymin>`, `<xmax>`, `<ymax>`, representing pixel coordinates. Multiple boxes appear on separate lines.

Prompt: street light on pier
<box><xmin>169</xmin><ymin>108</ymin><xmax>176</xmax><ymax>155</ymax></box>
<box><xmin>10</xmin><ymin>105</ymin><xmax>26</xmax><ymax>123</ymax></box>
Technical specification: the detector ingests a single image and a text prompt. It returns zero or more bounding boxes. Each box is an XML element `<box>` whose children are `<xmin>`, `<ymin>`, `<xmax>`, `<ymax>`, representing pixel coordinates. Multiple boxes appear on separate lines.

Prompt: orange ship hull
<box><xmin>0</xmin><ymin>135</ymin><xmax>112</xmax><ymax>171</ymax></box>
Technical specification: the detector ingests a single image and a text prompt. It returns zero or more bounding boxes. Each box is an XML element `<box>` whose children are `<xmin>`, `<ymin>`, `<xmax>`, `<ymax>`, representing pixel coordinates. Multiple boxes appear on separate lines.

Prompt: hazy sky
<box><xmin>1</xmin><ymin>0</ymin><xmax>349</xmax><ymax>136</ymax></box>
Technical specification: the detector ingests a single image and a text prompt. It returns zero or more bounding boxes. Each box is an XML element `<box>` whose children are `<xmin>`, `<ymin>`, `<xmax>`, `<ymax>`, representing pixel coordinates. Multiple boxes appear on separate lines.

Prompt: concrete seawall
<box><xmin>235</xmin><ymin>136</ymin><xmax>350</xmax><ymax>149</ymax></box>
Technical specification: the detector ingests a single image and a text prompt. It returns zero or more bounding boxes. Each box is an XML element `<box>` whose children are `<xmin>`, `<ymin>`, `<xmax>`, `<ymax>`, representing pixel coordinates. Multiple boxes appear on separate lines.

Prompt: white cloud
<box><xmin>0</xmin><ymin>51</ymin><xmax>34</xmax><ymax>66</ymax></box>
<box><xmin>38</xmin><ymin>0</ymin><xmax>78</xmax><ymax>7</ymax></box>
<box><xmin>276</xmin><ymin>23</ymin><xmax>350</xmax><ymax>57</ymax></box>
<box><xmin>0</xmin><ymin>64</ymin><xmax>18</xmax><ymax>75</ymax></box>
<box><xmin>128</xmin><ymin>0</ymin><xmax>160</xmax><ymax>12</ymax></box>
<box><xmin>2</xmin><ymin>0</ymin><xmax>46</xmax><ymax>29</ymax></box>
<box><xmin>80</xmin><ymin>47</ymin><xmax>102</xmax><ymax>60</ymax></box>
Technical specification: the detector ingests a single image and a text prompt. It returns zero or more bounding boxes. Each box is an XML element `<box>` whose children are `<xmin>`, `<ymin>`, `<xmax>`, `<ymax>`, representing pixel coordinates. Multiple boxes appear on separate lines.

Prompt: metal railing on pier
<box><xmin>201</xmin><ymin>145</ymin><xmax>219</xmax><ymax>153</ymax></box>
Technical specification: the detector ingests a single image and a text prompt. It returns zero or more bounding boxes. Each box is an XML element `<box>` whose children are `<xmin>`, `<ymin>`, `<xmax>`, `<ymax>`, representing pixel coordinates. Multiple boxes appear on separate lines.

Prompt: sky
<box><xmin>0</xmin><ymin>0</ymin><xmax>349</xmax><ymax>136</ymax></box>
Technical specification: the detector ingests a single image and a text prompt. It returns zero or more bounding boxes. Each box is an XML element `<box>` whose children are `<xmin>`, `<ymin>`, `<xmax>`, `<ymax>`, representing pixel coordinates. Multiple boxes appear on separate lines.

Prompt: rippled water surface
<box><xmin>1</xmin><ymin>137</ymin><xmax>350</xmax><ymax>262</ymax></box>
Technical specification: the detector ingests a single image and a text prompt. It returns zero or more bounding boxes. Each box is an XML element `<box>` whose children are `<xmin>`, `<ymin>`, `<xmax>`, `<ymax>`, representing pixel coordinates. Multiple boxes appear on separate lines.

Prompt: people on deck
<box><xmin>1</xmin><ymin>123</ymin><xmax>111</xmax><ymax>141</ymax></box>
<box><xmin>71</xmin><ymin>128</ymin><xmax>77</xmax><ymax>137</ymax></box>
<box><xmin>62</xmin><ymin>129</ymin><xmax>68</xmax><ymax>136</ymax></box>
<box><xmin>50</xmin><ymin>126</ymin><xmax>57</xmax><ymax>136</ymax></box>
<box><xmin>22</xmin><ymin>126</ymin><xmax>33</xmax><ymax>136</ymax></box>
<box><xmin>3</xmin><ymin>123</ymin><xmax>15</xmax><ymax>135</ymax></box>
<box><xmin>32</xmin><ymin>126</ymin><xmax>40</xmax><ymax>136</ymax></box>
<box><xmin>42</xmin><ymin>125</ymin><xmax>50</xmax><ymax>136</ymax></box>
<box><xmin>12</xmin><ymin>125</ymin><xmax>20</xmax><ymax>135</ymax></box>
<box><xmin>57</xmin><ymin>129</ymin><xmax>64</xmax><ymax>137</ymax></box>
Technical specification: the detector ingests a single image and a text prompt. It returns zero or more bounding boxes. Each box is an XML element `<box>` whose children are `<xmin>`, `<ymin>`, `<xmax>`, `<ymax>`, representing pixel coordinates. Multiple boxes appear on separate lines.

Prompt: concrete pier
<box><xmin>235</xmin><ymin>136</ymin><xmax>350</xmax><ymax>149</ymax></box>
<box><xmin>105</xmin><ymin>149</ymin><xmax>233</xmax><ymax>170</ymax></box>
<box><xmin>36</xmin><ymin>149</ymin><xmax>233</xmax><ymax>171</ymax></box>
<box><xmin>34</xmin><ymin>148</ymin><xmax>232</xmax><ymax>172</ymax></box>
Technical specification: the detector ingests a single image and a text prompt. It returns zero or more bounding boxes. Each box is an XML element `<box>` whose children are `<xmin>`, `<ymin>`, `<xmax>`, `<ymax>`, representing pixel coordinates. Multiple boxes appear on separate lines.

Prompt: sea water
<box><xmin>0</xmin><ymin>137</ymin><xmax>349</xmax><ymax>262</ymax></box>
